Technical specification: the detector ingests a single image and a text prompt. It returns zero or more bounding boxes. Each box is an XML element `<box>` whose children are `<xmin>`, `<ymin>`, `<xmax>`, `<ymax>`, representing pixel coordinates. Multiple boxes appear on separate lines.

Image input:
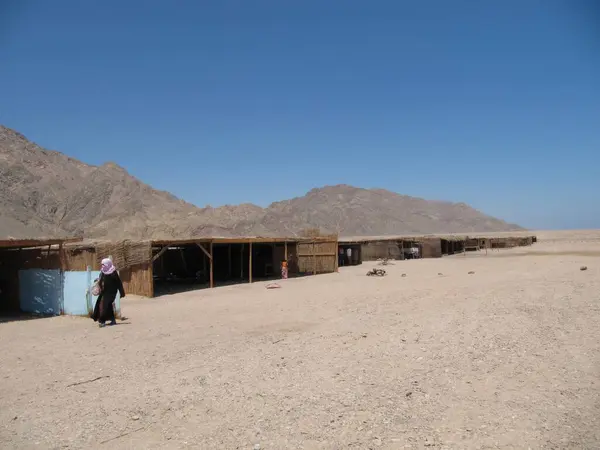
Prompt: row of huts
<box><xmin>0</xmin><ymin>232</ymin><xmax>536</xmax><ymax>316</ymax></box>
<box><xmin>338</xmin><ymin>233</ymin><xmax>537</xmax><ymax>265</ymax></box>
<box><xmin>0</xmin><ymin>235</ymin><xmax>338</xmax><ymax>316</ymax></box>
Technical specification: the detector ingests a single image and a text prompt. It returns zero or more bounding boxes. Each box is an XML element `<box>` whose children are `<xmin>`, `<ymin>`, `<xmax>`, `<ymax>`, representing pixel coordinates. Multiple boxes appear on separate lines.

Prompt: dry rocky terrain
<box><xmin>1</xmin><ymin>125</ymin><xmax>522</xmax><ymax>240</ymax></box>
<box><xmin>0</xmin><ymin>230</ymin><xmax>598</xmax><ymax>449</ymax></box>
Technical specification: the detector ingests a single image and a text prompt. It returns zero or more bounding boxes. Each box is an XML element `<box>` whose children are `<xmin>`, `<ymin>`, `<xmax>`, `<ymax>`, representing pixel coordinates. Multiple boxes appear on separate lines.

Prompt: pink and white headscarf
<box><xmin>101</xmin><ymin>258</ymin><xmax>116</xmax><ymax>275</ymax></box>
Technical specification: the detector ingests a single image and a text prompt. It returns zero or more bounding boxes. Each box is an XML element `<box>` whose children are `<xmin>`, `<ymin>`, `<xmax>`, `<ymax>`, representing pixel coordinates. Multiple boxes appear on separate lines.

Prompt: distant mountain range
<box><xmin>0</xmin><ymin>125</ymin><xmax>523</xmax><ymax>239</ymax></box>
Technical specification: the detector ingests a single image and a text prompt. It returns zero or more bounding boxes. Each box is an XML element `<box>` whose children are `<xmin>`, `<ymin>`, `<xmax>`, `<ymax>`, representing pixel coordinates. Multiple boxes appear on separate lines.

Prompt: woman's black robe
<box><xmin>92</xmin><ymin>271</ymin><xmax>125</xmax><ymax>323</ymax></box>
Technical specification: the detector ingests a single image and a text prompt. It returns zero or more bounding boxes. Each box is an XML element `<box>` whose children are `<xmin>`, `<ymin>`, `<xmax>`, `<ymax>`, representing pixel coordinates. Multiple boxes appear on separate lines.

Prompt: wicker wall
<box><xmin>297</xmin><ymin>240</ymin><xmax>337</xmax><ymax>274</ymax></box>
<box><xmin>61</xmin><ymin>247</ymin><xmax>152</xmax><ymax>297</ymax></box>
<box><xmin>489</xmin><ymin>237</ymin><xmax>534</xmax><ymax>248</ymax></box>
<box><xmin>272</xmin><ymin>243</ymin><xmax>300</xmax><ymax>274</ymax></box>
<box><xmin>62</xmin><ymin>247</ymin><xmax>99</xmax><ymax>271</ymax></box>
<box><xmin>358</xmin><ymin>239</ymin><xmax>443</xmax><ymax>260</ymax></box>
<box><xmin>119</xmin><ymin>264</ymin><xmax>153</xmax><ymax>297</ymax></box>
<box><xmin>465</xmin><ymin>238</ymin><xmax>480</xmax><ymax>249</ymax></box>
<box><xmin>95</xmin><ymin>241</ymin><xmax>152</xmax><ymax>270</ymax></box>
<box><xmin>421</xmin><ymin>238</ymin><xmax>442</xmax><ymax>258</ymax></box>
<box><xmin>361</xmin><ymin>242</ymin><xmax>402</xmax><ymax>261</ymax></box>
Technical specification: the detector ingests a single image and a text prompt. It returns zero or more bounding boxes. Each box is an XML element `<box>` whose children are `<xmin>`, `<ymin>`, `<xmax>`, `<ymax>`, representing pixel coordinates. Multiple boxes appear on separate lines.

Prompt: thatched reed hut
<box><xmin>64</xmin><ymin>235</ymin><xmax>339</xmax><ymax>298</ymax></box>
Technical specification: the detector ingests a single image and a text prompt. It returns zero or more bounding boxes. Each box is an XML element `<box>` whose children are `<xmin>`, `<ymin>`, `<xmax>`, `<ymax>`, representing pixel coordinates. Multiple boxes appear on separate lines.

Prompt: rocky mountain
<box><xmin>235</xmin><ymin>186</ymin><xmax>523</xmax><ymax>236</ymax></box>
<box><xmin>0</xmin><ymin>125</ymin><xmax>522</xmax><ymax>239</ymax></box>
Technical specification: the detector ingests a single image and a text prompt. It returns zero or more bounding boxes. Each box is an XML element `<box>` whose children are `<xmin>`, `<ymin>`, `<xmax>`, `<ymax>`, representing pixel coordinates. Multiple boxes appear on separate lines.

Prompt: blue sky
<box><xmin>1</xmin><ymin>0</ymin><xmax>598</xmax><ymax>229</ymax></box>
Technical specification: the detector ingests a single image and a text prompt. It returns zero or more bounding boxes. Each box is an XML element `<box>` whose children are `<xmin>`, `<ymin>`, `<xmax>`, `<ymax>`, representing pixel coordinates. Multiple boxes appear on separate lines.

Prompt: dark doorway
<box><xmin>0</xmin><ymin>251</ymin><xmax>19</xmax><ymax>315</ymax></box>
<box><xmin>338</xmin><ymin>245</ymin><xmax>362</xmax><ymax>266</ymax></box>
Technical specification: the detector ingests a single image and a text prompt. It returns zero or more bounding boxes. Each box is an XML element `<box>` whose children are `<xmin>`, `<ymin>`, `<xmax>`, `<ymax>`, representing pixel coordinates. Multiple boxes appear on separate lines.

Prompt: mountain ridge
<box><xmin>0</xmin><ymin>124</ymin><xmax>523</xmax><ymax>239</ymax></box>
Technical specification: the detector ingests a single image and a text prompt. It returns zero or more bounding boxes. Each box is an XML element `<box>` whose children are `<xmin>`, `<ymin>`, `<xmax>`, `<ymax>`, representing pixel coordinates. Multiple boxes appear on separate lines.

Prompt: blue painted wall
<box><xmin>18</xmin><ymin>268</ymin><xmax>123</xmax><ymax>317</ymax></box>
<box><xmin>63</xmin><ymin>270</ymin><xmax>121</xmax><ymax>317</ymax></box>
<box><xmin>18</xmin><ymin>269</ymin><xmax>63</xmax><ymax>315</ymax></box>
<box><xmin>114</xmin><ymin>276</ymin><xmax>122</xmax><ymax>318</ymax></box>
<box><xmin>89</xmin><ymin>270</ymin><xmax>99</xmax><ymax>315</ymax></box>
<box><xmin>63</xmin><ymin>271</ymin><xmax>93</xmax><ymax>315</ymax></box>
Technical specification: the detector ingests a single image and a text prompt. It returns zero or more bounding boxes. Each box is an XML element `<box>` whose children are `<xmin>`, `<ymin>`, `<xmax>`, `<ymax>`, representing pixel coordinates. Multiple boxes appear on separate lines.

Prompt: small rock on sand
<box><xmin>580</xmin><ymin>266</ymin><xmax>588</xmax><ymax>271</ymax></box>
<box><xmin>468</xmin><ymin>271</ymin><xmax>475</xmax><ymax>274</ymax></box>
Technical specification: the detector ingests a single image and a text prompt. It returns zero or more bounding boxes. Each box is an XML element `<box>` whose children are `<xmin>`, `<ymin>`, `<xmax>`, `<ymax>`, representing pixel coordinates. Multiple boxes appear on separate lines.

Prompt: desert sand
<box><xmin>1</xmin><ymin>230</ymin><xmax>599</xmax><ymax>449</ymax></box>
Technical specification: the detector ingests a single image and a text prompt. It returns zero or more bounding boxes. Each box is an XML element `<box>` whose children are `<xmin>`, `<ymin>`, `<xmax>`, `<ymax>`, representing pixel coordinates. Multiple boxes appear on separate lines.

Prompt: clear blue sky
<box><xmin>1</xmin><ymin>0</ymin><xmax>598</xmax><ymax>229</ymax></box>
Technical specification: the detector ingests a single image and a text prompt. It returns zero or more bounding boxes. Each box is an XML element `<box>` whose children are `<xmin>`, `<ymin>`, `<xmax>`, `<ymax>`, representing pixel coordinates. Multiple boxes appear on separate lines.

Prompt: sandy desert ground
<box><xmin>1</xmin><ymin>230</ymin><xmax>599</xmax><ymax>449</ymax></box>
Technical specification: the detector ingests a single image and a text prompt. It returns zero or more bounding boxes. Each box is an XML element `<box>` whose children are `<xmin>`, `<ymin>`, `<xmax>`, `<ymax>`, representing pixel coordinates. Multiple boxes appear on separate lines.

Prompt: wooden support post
<box><xmin>249</xmin><ymin>242</ymin><xmax>253</xmax><ymax>283</ymax></box>
<box><xmin>334</xmin><ymin>243</ymin><xmax>339</xmax><ymax>272</ymax></box>
<box><xmin>270</xmin><ymin>242</ymin><xmax>275</xmax><ymax>277</ymax></box>
<box><xmin>180</xmin><ymin>248</ymin><xmax>189</xmax><ymax>273</ymax></box>
<box><xmin>196</xmin><ymin>243</ymin><xmax>212</xmax><ymax>283</ymax></box>
<box><xmin>313</xmin><ymin>242</ymin><xmax>317</xmax><ymax>275</ymax></box>
<box><xmin>58</xmin><ymin>243</ymin><xmax>64</xmax><ymax>269</ymax></box>
<box><xmin>209</xmin><ymin>242</ymin><xmax>214</xmax><ymax>288</ymax></box>
<box><xmin>149</xmin><ymin>263</ymin><xmax>155</xmax><ymax>298</ymax></box>
<box><xmin>43</xmin><ymin>244</ymin><xmax>52</xmax><ymax>269</ymax></box>
<box><xmin>228</xmin><ymin>244</ymin><xmax>232</xmax><ymax>278</ymax></box>
<box><xmin>240</xmin><ymin>244</ymin><xmax>244</xmax><ymax>279</ymax></box>
<box><xmin>284</xmin><ymin>241</ymin><xmax>288</xmax><ymax>260</ymax></box>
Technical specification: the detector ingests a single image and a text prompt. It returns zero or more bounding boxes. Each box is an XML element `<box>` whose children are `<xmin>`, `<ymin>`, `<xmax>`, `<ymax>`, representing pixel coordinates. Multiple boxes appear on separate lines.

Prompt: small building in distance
<box><xmin>339</xmin><ymin>235</ymin><xmax>445</xmax><ymax>263</ymax></box>
<box><xmin>456</xmin><ymin>233</ymin><xmax>537</xmax><ymax>252</ymax></box>
<box><xmin>339</xmin><ymin>232</ymin><xmax>538</xmax><ymax>265</ymax></box>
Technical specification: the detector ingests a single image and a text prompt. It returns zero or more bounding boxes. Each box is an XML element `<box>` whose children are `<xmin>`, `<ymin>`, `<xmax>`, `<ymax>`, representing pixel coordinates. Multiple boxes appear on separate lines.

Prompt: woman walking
<box><xmin>92</xmin><ymin>258</ymin><xmax>125</xmax><ymax>327</ymax></box>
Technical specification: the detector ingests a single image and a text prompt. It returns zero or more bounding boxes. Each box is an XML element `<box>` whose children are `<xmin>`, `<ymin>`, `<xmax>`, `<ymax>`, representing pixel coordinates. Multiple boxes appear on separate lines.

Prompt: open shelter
<box><xmin>63</xmin><ymin>235</ymin><xmax>339</xmax><ymax>298</ymax></box>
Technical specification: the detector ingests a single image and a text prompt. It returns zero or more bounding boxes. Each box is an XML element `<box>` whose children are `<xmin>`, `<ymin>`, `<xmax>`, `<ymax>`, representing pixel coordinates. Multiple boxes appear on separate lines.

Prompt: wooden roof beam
<box><xmin>196</xmin><ymin>243</ymin><xmax>213</xmax><ymax>261</ymax></box>
<box><xmin>151</xmin><ymin>246</ymin><xmax>169</xmax><ymax>262</ymax></box>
